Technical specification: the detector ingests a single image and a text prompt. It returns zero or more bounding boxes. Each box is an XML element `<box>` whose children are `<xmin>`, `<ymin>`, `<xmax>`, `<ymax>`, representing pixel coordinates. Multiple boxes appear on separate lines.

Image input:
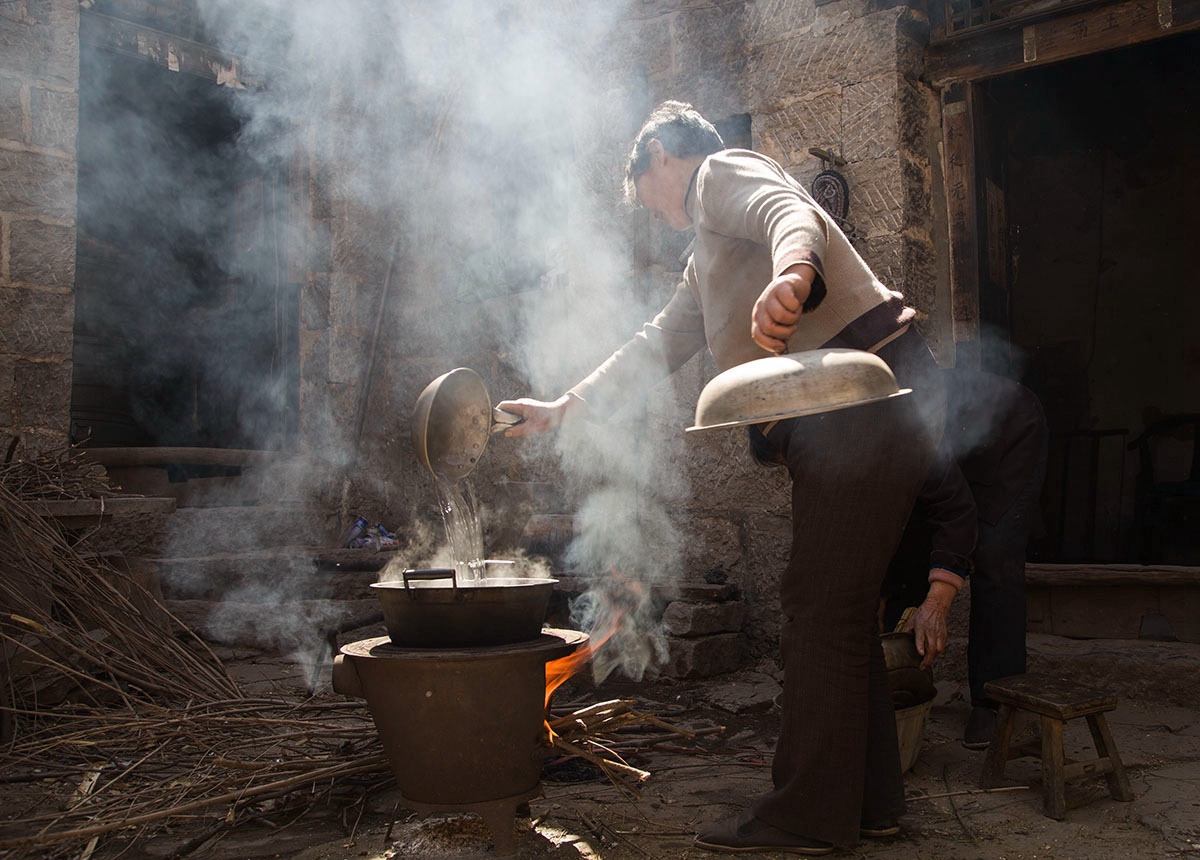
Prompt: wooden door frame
<box><xmin>928</xmin><ymin>0</ymin><xmax>1200</xmax><ymax>366</ymax></box>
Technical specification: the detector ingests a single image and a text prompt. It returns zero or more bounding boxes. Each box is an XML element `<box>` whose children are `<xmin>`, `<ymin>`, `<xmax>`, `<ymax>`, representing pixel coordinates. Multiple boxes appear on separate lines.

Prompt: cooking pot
<box><xmin>687</xmin><ymin>348</ymin><xmax>910</xmax><ymax>432</ymax></box>
<box><xmin>371</xmin><ymin>568</ymin><xmax>557</xmax><ymax>647</ymax></box>
<box><xmin>411</xmin><ymin>368</ymin><xmax>522</xmax><ymax>480</ymax></box>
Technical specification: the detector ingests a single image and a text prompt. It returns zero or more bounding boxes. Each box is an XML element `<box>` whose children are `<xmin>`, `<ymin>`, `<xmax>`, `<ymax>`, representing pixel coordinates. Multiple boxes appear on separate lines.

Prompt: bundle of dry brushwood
<box><xmin>0</xmin><ymin>441</ymin><xmax>702</xmax><ymax>858</ymax></box>
<box><xmin>0</xmin><ymin>442</ymin><xmax>387</xmax><ymax>859</ymax></box>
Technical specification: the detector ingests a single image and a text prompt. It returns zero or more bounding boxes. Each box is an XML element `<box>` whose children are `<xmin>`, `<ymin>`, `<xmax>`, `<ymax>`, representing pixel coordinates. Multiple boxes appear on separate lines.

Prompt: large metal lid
<box><xmin>687</xmin><ymin>348</ymin><xmax>910</xmax><ymax>432</ymax></box>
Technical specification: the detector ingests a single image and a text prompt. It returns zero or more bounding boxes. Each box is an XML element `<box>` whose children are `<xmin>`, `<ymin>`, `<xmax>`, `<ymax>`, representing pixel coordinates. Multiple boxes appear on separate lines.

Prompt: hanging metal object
<box><xmin>808</xmin><ymin>147</ymin><xmax>858</xmax><ymax>243</ymax></box>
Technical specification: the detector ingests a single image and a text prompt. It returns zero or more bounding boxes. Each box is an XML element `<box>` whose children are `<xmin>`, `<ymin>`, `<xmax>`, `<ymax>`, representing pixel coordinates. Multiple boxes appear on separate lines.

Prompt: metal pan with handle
<box><xmin>410</xmin><ymin>367</ymin><xmax>523</xmax><ymax>480</ymax></box>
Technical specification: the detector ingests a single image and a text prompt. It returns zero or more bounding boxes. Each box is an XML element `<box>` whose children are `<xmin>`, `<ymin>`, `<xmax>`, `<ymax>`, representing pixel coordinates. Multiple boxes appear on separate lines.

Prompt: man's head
<box><xmin>624</xmin><ymin>101</ymin><xmax>725</xmax><ymax>226</ymax></box>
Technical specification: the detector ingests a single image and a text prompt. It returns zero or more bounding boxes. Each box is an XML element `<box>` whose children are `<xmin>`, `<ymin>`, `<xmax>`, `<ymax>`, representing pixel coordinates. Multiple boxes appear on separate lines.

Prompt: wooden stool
<box><xmin>980</xmin><ymin>673</ymin><xmax>1134</xmax><ymax>819</ymax></box>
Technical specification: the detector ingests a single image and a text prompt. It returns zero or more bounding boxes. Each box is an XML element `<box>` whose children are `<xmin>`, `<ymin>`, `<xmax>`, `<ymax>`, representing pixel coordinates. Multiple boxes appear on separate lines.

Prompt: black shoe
<box><xmin>694</xmin><ymin>810</ymin><xmax>834</xmax><ymax>855</ymax></box>
<box><xmin>963</xmin><ymin>706</ymin><xmax>997</xmax><ymax>749</ymax></box>
<box><xmin>860</xmin><ymin>819</ymin><xmax>901</xmax><ymax>838</ymax></box>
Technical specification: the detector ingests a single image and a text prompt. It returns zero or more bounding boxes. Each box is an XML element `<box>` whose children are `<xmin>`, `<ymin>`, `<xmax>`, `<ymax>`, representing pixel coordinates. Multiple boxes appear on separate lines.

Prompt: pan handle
<box><xmin>491</xmin><ymin>407</ymin><xmax>525</xmax><ymax>434</ymax></box>
<box><xmin>401</xmin><ymin>568</ymin><xmax>458</xmax><ymax>592</ymax></box>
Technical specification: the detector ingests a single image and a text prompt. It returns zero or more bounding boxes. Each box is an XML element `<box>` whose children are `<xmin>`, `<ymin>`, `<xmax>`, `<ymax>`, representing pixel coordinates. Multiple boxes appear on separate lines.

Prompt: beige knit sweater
<box><xmin>570</xmin><ymin>149</ymin><xmax>914</xmax><ymax>417</ymax></box>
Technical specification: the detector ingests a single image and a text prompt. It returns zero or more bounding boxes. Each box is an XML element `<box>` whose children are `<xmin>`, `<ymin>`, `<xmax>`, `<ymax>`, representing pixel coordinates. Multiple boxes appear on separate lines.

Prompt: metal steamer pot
<box><xmin>371</xmin><ymin>568</ymin><xmax>557</xmax><ymax>647</ymax></box>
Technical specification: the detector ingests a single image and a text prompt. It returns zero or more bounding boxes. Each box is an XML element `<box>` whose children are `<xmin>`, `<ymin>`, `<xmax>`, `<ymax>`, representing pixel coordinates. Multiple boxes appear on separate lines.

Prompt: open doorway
<box><xmin>71</xmin><ymin>40</ymin><xmax>298</xmax><ymax>452</ymax></box>
<box><xmin>974</xmin><ymin>31</ymin><xmax>1200</xmax><ymax>564</ymax></box>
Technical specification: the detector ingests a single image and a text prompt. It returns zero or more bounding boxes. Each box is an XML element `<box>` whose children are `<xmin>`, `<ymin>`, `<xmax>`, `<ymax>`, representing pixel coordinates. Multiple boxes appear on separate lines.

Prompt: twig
<box><xmin>0</xmin><ymin>755</ymin><xmax>388</xmax><ymax>850</ymax></box>
<box><xmin>551</xmin><ymin>737</ymin><xmax>650</xmax><ymax>784</ymax></box>
<box><xmin>909</xmin><ymin>785</ymin><xmax>1031</xmax><ymax>801</ymax></box>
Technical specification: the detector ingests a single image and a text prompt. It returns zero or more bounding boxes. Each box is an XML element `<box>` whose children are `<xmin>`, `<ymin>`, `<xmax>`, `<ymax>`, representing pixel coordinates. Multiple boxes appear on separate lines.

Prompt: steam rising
<box><xmin>81</xmin><ymin>0</ymin><xmax>680</xmax><ymax>676</ymax></box>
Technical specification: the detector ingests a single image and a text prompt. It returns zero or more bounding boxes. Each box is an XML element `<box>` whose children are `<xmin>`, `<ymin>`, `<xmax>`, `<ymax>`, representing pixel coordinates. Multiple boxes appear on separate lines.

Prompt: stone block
<box><xmin>301</xmin><ymin>272</ymin><xmax>331</xmax><ymax>331</ymax></box>
<box><xmin>0</xmin><ymin>8</ymin><xmax>78</xmax><ymax>88</ymax></box>
<box><xmin>9</xmin><ymin>218</ymin><xmax>74</xmax><ymax>285</ymax></box>
<box><xmin>756</xmin><ymin>98</ymin><xmax>843</xmax><ymax>171</ymax></box>
<box><xmin>0</xmin><ymin>286</ymin><xmax>74</xmax><ymax>357</ymax></box>
<box><xmin>843</xmin><ymin>76</ymin><xmax>898</xmax><ymax>162</ymax></box>
<box><xmin>662</xmin><ymin>632</ymin><xmax>744</xmax><ymax>679</ymax></box>
<box><xmin>0</xmin><ymin>148</ymin><xmax>75</xmax><ymax>220</ymax></box>
<box><xmin>846</xmin><ymin>155</ymin><xmax>903</xmax><ymax>237</ymax></box>
<box><xmin>673</xmin><ymin>3</ymin><xmax>744</xmax><ymax>78</ymax></box>
<box><xmin>858</xmin><ymin>232</ymin><xmax>906</xmax><ymax>295</ymax></box>
<box><xmin>0</xmin><ymin>76</ymin><xmax>24</xmax><ymax>144</ymax></box>
<box><xmin>0</xmin><ymin>2</ymin><xmax>25</xmax><ymax>23</ymax></box>
<box><xmin>0</xmin><ymin>354</ymin><xmax>14</xmax><ymax>426</ymax></box>
<box><xmin>744</xmin><ymin>12</ymin><xmax>900</xmax><ymax>98</ymax></box>
<box><xmin>12</xmin><ymin>358</ymin><xmax>70</xmax><ymax>431</ymax></box>
<box><xmin>680</xmin><ymin>514</ymin><xmax>743</xmax><ymax>574</ymax></box>
<box><xmin>5</xmin><ymin>426</ymin><xmax>67</xmax><ymax>455</ymax></box>
<box><xmin>662</xmin><ymin>599</ymin><xmax>746</xmax><ymax>637</ymax></box>
<box><xmin>30</xmin><ymin>86</ymin><xmax>75</xmax><ymax>153</ymax></box>
<box><xmin>744</xmin><ymin>0</ymin><xmax>814</xmax><ymax>49</ymax></box>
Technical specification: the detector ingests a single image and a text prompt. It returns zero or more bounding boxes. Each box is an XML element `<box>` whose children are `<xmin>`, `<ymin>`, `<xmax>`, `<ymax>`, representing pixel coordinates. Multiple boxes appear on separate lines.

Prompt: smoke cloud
<box><xmin>78</xmin><ymin>0</ymin><xmax>689</xmax><ymax>677</ymax></box>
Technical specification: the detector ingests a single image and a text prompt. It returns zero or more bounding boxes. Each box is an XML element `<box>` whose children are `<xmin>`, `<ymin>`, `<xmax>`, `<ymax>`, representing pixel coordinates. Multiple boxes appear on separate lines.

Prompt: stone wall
<box><xmin>0</xmin><ymin>0</ymin><xmax>951</xmax><ymax>666</ymax></box>
<box><xmin>0</xmin><ymin>0</ymin><xmax>79</xmax><ymax>455</ymax></box>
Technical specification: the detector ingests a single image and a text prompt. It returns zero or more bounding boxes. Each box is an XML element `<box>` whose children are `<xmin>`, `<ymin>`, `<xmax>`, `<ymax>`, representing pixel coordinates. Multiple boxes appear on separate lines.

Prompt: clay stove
<box><xmin>333</xmin><ymin>626</ymin><xmax>587</xmax><ymax>855</ymax></box>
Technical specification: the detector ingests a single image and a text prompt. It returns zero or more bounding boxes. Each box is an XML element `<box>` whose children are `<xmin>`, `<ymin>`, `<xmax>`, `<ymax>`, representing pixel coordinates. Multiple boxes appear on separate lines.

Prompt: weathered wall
<box><xmin>0</xmin><ymin>0</ymin><xmax>950</xmax><ymax>662</ymax></box>
<box><xmin>0</xmin><ymin>0</ymin><xmax>79</xmax><ymax>455</ymax></box>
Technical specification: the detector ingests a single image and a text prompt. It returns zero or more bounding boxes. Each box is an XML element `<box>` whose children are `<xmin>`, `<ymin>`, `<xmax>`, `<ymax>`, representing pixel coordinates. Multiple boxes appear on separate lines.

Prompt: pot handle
<box><xmin>402</xmin><ymin>568</ymin><xmax>458</xmax><ymax>592</ymax></box>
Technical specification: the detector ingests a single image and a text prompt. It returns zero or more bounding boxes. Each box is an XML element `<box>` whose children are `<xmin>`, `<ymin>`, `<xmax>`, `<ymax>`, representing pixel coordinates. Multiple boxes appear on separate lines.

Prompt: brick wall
<box><xmin>0</xmin><ymin>0</ymin><xmax>79</xmax><ymax>454</ymax></box>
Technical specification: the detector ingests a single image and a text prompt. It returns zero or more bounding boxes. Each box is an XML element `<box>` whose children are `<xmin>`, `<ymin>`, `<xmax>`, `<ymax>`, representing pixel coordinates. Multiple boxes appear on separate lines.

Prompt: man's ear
<box><xmin>647</xmin><ymin>138</ymin><xmax>665</xmax><ymax>164</ymax></box>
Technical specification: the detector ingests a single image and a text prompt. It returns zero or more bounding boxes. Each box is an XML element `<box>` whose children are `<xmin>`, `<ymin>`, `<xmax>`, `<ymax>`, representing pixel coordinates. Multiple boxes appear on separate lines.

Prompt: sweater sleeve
<box><xmin>918</xmin><ymin>446</ymin><xmax>978</xmax><ymax>577</ymax></box>
<box><xmin>568</xmin><ymin>263</ymin><xmax>709</xmax><ymax>419</ymax></box>
<box><xmin>696</xmin><ymin>151</ymin><xmax>830</xmax><ymax>289</ymax></box>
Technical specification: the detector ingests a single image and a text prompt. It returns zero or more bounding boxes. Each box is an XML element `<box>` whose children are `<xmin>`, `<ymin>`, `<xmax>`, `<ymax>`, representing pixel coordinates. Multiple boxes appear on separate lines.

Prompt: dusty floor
<box><xmin>73</xmin><ymin>634</ymin><xmax>1200</xmax><ymax>860</ymax></box>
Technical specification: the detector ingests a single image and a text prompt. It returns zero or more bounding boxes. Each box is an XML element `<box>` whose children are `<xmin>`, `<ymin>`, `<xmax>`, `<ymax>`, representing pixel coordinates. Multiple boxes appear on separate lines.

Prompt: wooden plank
<box><xmin>984</xmin><ymin>673</ymin><xmax>1118</xmax><ymax>717</ymax></box>
<box><xmin>927</xmin><ymin>0</ymin><xmax>1200</xmax><ymax>85</ymax></box>
<box><xmin>1026</xmin><ymin>563</ymin><xmax>1200</xmax><ymax>586</ymax></box>
<box><xmin>31</xmin><ymin>497</ymin><xmax>176</xmax><ymax>518</ymax></box>
<box><xmin>940</xmin><ymin>83</ymin><xmax>981</xmax><ymax>356</ymax></box>
<box><xmin>80</xmin><ymin>10</ymin><xmax>272</xmax><ymax>89</ymax></box>
<box><xmin>81</xmin><ymin>447</ymin><xmax>292</xmax><ymax>468</ymax></box>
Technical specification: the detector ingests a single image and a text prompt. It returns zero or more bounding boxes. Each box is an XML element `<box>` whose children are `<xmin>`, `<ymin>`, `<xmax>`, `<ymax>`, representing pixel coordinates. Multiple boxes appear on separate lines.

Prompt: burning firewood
<box><xmin>544</xmin><ymin>698</ymin><xmax>721</xmax><ymax>794</ymax></box>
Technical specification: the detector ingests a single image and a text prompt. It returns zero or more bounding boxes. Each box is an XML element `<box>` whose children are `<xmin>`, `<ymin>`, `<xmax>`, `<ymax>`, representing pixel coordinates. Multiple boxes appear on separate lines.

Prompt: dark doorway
<box><xmin>975</xmin><ymin>31</ymin><xmax>1200</xmax><ymax>563</ymax></box>
<box><xmin>72</xmin><ymin>42</ymin><xmax>298</xmax><ymax>451</ymax></box>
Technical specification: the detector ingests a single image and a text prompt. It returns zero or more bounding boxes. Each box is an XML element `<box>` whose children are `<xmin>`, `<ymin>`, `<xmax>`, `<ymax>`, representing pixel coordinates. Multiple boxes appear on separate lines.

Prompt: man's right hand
<box><xmin>751</xmin><ymin>264</ymin><xmax>815</xmax><ymax>354</ymax></box>
<box><xmin>494</xmin><ymin>394</ymin><xmax>584</xmax><ymax>437</ymax></box>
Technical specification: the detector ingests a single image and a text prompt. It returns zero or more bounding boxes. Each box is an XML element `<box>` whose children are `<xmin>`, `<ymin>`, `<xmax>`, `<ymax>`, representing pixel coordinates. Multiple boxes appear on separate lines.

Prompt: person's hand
<box><xmin>902</xmin><ymin>579</ymin><xmax>958</xmax><ymax>669</ymax></box>
<box><xmin>494</xmin><ymin>394</ymin><xmax>584</xmax><ymax>437</ymax></box>
<box><xmin>751</xmin><ymin>265</ymin><xmax>814</xmax><ymax>354</ymax></box>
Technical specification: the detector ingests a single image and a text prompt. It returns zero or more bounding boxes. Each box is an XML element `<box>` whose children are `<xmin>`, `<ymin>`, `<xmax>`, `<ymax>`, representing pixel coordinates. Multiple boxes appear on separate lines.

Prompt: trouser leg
<box><xmin>968</xmin><ymin>450</ymin><xmax>1047</xmax><ymax>706</ymax></box>
<box><xmin>751</xmin><ymin>395</ymin><xmax>930</xmax><ymax>846</ymax></box>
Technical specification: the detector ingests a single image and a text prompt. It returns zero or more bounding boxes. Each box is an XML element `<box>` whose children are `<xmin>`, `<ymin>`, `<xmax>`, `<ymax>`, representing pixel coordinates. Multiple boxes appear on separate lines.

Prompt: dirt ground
<box><xmin>56</xmin><ymin>634</ymin><xmax>1200</xmax><ymax>860</ymax></box>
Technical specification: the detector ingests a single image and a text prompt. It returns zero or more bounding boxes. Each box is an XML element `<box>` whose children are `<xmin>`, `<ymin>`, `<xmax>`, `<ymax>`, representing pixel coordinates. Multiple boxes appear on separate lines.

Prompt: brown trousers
<box><xmin>751</xmin><ymin>330</ymin><xmax>944</xmax><ymax>846</ymax></box>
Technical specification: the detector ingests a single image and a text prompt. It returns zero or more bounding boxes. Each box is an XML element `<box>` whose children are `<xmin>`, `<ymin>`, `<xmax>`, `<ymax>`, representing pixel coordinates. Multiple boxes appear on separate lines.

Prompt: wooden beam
<box><xmin>940</xmin><ymin>82</ymin><xmax>981</xmax><ymax>361</ymax></box>
<box><xmin>927</xmin><ymin>0</ymin><xmax>1200</xmax><ymax>85</ymax></box>
<box><xmin>80</xmin><ymin>10</ymin><xmax>273</xmax><ymax>90</ymax></box>
<box><xmin>1026</xmin><ymin>562</ymin><xmax>1200</xmax><ymax>586</ymax></box>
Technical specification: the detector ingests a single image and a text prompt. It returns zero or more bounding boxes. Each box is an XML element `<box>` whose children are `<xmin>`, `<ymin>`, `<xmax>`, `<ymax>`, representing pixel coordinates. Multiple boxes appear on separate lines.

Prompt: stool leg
<box><xmin>1041</xmin><ymin>716</ymin><xmax>1067</xmax><ymax>819</ymax></box>
<box><xmin>1086</xmin><ymin>713</ymin><xmax>1134</xmax><ymax>802</ymax></box>
<box><xmin>981</xmin><ymin>704</ymin><xmax>1017</xmax><ymax>788</ymax></box>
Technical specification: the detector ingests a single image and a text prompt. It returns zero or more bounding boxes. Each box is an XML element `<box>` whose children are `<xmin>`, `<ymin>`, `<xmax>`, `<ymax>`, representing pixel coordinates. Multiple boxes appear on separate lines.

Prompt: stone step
<box><xmin>165</xmin><ymin>598</ymin><xmax>384</xmax><ymax>652</ymax></box>
<box><xmin>160</xmin><ymin>504</ymin><xmax>332</xmax><ymax>556</ymax></box>
<box><xmin>154</xmin><ymin>547</ymin><xmax>386</xmax><ymax>601</ymax></box>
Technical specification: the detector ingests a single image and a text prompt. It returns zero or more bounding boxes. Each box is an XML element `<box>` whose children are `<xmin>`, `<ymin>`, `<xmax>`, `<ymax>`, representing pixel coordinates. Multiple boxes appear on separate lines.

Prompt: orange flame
<box><xmin>543</xmin><ymin>571</ymin><xmax>650</xmax><ymax>742</ymax></box>
<box><xmin>543</xmin><ymin>604</ymin><xmax>627</xmax><ymax>745</ymax></box>
<box><xmin>544</xmin><ymin>612</ymin><xmax>620</xmax><ymax>710</ymax></box>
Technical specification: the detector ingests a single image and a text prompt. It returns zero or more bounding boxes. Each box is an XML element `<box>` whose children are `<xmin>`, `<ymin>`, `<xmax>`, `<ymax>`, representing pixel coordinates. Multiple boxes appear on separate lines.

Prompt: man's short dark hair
<box><xmin>624</xmin><ymin>101</ymin><xmax>725</xmax><ymax>204</ymax></box>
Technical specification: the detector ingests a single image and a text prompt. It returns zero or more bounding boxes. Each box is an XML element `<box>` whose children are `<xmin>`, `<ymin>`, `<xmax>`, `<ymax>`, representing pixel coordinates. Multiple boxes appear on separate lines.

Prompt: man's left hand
<box><xmin>903</xmin><ymin>579</ymin><xmax>958</xmax><ymax>669</ymax></box>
